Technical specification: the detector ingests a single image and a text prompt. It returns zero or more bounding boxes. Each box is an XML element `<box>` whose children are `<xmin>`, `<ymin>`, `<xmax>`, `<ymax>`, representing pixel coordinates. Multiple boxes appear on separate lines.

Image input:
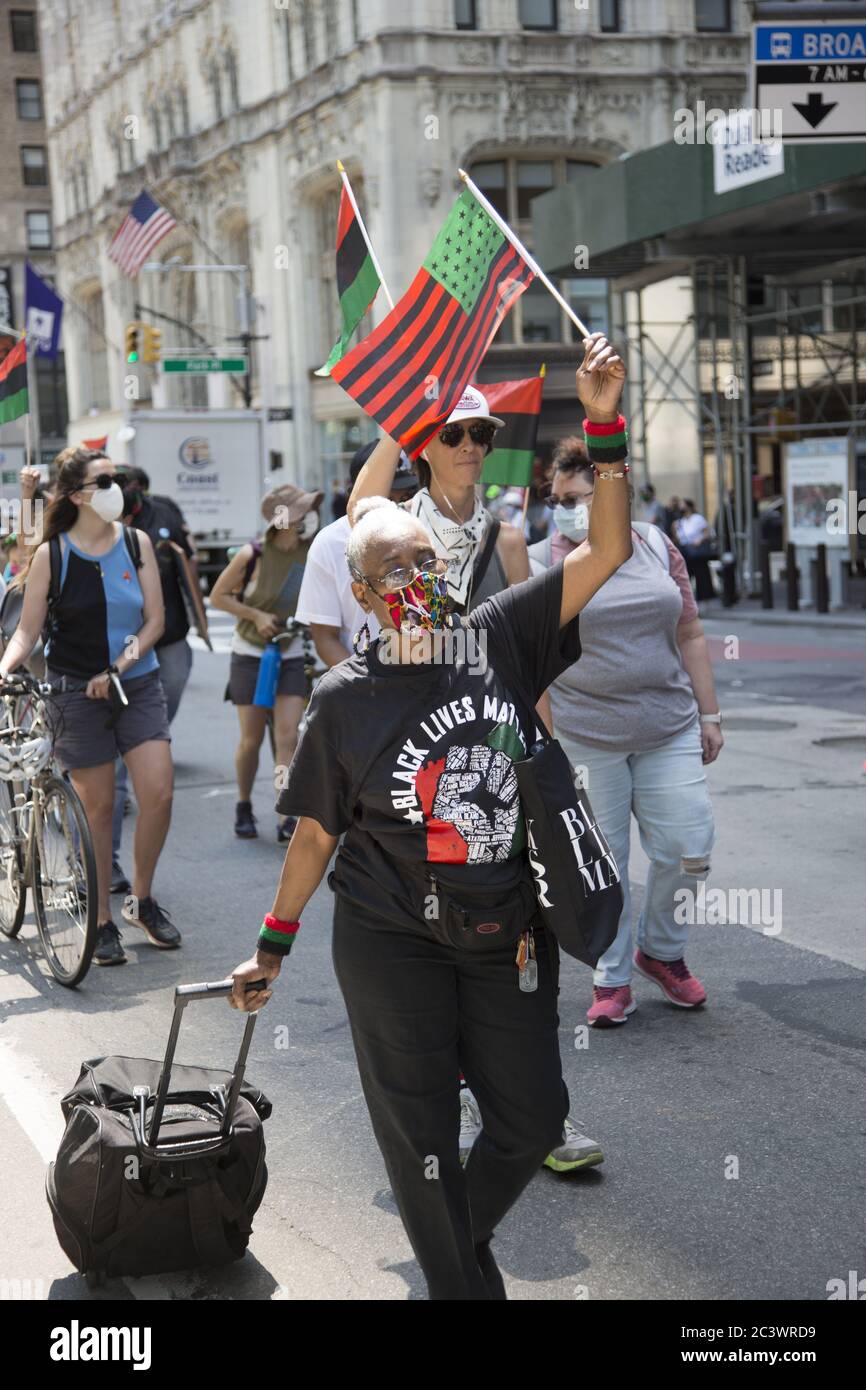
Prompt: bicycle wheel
<box><xmin>31</xmin><ymin>774</ymin><xmax>98</xmax><ymax>987</ymax></box>
<box><xmin>0</xmin><ymin>777</ymin><xmax>25</xmax><ymax>938</ymax></box>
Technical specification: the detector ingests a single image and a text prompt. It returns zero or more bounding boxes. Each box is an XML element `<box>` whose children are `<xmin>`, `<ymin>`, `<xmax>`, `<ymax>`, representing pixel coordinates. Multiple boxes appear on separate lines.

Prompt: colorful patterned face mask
<box><xmin>381</xmin><ymin>569</ymin><xmax>450</xmax><ymax>632</ymax></box>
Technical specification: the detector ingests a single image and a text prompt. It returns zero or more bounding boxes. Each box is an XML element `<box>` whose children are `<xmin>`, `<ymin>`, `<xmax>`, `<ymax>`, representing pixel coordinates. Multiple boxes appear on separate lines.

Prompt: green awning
<box><xmin>532</xmin><ymin>139</ymin><xmax>866</xmax><ymax>284</ymax></box>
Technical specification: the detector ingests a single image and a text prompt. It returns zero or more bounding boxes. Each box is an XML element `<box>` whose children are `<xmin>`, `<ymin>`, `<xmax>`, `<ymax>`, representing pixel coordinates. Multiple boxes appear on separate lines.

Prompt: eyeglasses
<box><xmin>79</xmin><ymin>473</ymin><xmax>116</xmax><ymax>491</ymax></box>
<box><xmin>437</xmin><ymin>422</ymin><xmax>497</xmax><ymax>449</ymax></box>
<box><xmin>361</xmin><ymin>556</ymin><xmax>448</xmax><ymax>593</ymax></box>
<box><xmin>543</xmin><ymin>493</ymin><xmax>593</xmax><ymax>511</ymax></box>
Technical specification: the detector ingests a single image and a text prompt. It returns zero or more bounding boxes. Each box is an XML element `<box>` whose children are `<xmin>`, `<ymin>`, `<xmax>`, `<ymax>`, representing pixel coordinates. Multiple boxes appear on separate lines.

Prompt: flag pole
<box><xmin>522</xmin><ymin>361</ymin><xmax>546</xmax><ymax>528</ymax></box>
<box><xmin>458</xmin><ymin>169</ymin><xmax>591</xmax><ymax>340</ymax></box>
<box><xmin>22</xmin><ymin>333</ymin><xmax>33</xmax><ymax>469</ymax></box>
<box><xmin>337</xmin><ymin>160</ymin><xmax>395</xmax><ymax>311</ymax></box>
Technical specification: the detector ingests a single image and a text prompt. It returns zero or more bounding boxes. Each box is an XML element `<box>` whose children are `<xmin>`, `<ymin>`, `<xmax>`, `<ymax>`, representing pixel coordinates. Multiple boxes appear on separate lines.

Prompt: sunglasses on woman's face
<box><xmin>437</xmin><ymin>422</ymin><xmax>497</xmax><ymax>449</ymax></box>
<box><xmin>80</xmin><ymin>472</ymin><xmax>116</xmax><ymax>491</ymax></box>
<box><xmin>543</xmin><ymin>492</ymin><xmax>594</xmax><ymax>511</ymax></box>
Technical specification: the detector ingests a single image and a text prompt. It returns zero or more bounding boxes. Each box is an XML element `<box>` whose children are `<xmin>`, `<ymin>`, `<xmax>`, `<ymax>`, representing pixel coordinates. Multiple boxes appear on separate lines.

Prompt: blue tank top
<box><xmin>45</xmin><ymin>527</ymin><xmax>159</xmax><ymax>682</ymax></box>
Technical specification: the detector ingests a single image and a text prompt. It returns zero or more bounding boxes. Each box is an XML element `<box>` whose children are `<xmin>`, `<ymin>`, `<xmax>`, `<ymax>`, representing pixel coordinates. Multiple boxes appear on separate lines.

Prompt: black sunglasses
<box><xmin>438</xmin><ymin>422</ymin><xmax>497</xmax><ymax>449</ymax></box>
<box><xmin>80</xmin><ymin>473</ymin><xmax>116</xmax><ymax>491</ymax></box>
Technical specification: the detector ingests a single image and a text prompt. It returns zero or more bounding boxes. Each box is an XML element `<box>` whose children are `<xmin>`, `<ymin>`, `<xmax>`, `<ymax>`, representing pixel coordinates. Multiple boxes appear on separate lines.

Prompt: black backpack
<box><xmin>46</xmin><ymin>981</ymin><xmax>270</xmax><ymax>1285</ymax></box>
<box><xmin>0</xmin><ymin>526</ymin><xmax>143</xmax><ymax>649</ymax></box>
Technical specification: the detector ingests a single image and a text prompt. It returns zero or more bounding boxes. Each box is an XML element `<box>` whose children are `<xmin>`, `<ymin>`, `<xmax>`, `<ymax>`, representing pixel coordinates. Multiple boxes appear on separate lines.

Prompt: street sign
<box><xmin>267</xmin><ymin>407</ymin><xmax>293</xmax><ymax>421</ymax></box>
<box><xmin>162</xmin><ymin>356</ymin><xmax>248</xmax><ymax>374</ymax></box>
<box><xmin>712</xmin><ymin>109</ymin><xmax>785</xmax><ymax>195</ymax></box>
<box><xmin>752</xmin><ymin>18</ymin><xmax>866</xmax><ymax>143</ymax></box>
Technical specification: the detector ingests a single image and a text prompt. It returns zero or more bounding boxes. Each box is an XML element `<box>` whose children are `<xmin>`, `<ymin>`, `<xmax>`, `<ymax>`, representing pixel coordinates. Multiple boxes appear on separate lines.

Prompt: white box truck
<box><xmin>124</xmin><ymin>409</ymin><xmax>267</xmax><ymax>587</ymax></box>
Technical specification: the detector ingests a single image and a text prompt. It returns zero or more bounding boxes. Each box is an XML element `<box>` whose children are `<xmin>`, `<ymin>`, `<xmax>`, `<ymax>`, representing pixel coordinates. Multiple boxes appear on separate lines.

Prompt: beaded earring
<box><xmin>353</xmin><ymin>621</ymin><xmax>371</xmax><ymax>655</ymax></box>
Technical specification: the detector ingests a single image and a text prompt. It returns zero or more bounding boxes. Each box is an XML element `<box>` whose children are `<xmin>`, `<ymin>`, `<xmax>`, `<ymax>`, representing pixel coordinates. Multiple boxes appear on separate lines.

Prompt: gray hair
<box><xmin>346</xmin><ymin>496</ymin><xmax>405</xmax><ymax>579</ymax></box>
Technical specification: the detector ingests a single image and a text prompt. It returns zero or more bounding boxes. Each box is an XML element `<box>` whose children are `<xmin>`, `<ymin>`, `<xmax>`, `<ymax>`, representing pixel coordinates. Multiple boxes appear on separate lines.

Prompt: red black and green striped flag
<box><xmin>332</xmin><ymin>187</ymin><xmax>534</xmax><ymax>457</ymax></box>
<box><xmin>0</xmin><ymin>338</ymin><xmax>29</xmax><ymax>425</ymax></box>
<box><xmin>315</xmin><ymin>183</ymin><xmax>382</xmax><ymax>378</ymax></box>
<box><xmin>481</xmin><ymin>375</ymin><xmax>544</xmax><ymax>487</ymax></box>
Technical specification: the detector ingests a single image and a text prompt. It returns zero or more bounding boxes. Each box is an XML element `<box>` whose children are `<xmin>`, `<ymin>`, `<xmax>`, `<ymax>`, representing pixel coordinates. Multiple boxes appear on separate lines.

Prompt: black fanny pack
<box><xmin>424</xmin><ymin>861</ymin><xmax>536</xmax><ymax>952</ymax></box>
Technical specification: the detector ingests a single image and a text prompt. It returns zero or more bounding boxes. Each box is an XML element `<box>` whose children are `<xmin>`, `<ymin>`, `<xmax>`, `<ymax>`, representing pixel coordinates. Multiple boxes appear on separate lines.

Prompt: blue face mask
<box><xmin>554</xmin><ymin>502</ymin><xmax>589</xmax><ymax>543</ymax></box>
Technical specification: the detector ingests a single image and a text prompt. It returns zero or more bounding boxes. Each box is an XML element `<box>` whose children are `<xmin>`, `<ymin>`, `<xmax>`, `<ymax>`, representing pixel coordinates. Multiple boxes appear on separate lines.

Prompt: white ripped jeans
<box><xmin>557</xmin><ymin>718</ymin><xmax>715</xmax><ymax>988</ymax></box>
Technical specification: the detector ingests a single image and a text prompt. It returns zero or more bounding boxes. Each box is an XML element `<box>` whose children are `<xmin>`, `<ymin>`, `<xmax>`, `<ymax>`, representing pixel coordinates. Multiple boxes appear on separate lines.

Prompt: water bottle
<box><xmin>252</xmin><ymin>641</ymin><xmax>281</xmax><ymax>708</ymax></box>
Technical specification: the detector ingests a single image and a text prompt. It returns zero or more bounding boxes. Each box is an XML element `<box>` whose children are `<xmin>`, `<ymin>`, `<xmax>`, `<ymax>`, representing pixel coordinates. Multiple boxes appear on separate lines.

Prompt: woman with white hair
<box><xmin>228</xmin><ymin>338</ymin><xmax>633</xmax><ymax>1300</ymax></box>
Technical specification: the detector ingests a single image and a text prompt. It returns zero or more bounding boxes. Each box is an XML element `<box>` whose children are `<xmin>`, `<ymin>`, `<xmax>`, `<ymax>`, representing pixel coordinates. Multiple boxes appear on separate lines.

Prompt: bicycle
<box><xmin>0</xmin><ymin>672</ymin><xmax>98</xmax><ymax>987</ymax></box>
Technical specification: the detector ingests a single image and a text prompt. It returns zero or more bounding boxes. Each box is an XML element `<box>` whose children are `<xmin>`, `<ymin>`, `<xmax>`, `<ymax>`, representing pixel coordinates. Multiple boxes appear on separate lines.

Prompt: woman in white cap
<box><xmin>349</xmin><ymin>386</ymin><xmax>530</xmax><ymax>618</ymax></box>
<box><xmin>210</xmin><ymin>483</ymin><xmax>323</xmax><ymax>843</ymax></box>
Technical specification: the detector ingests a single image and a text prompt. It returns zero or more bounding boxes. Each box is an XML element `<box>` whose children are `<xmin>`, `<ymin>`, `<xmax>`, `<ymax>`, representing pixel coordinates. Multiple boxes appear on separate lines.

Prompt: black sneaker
<box><xmin>122</xmin><ymin>895</ymin><xmax>181</xmax><ymax>949</ymax></box>
<box><xmin>277</xmin><ymin>815</ymin><xmax>297</xmax><ymax>844</ymax></box>
<box><xmin>93</xmin><ymin>921</ymin><xmax>126</xmax><ymax>966</ymax></box>
<box><xmin>235</xmin><ymin>801</ymin><xmax>258</xmax><ymax>839</ymax></box>
<box><xmin>110</xmin><ymin>859</ymin><xmax>131</xmax><ymax>894</ymax></box>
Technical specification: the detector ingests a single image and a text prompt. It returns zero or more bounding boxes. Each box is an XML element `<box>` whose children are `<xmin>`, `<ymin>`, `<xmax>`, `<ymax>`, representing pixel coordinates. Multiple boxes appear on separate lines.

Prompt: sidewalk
<box><xmin>699</xmin><ymin>597</ymin><xmax>866</xmax><ymax>631</ymax></box>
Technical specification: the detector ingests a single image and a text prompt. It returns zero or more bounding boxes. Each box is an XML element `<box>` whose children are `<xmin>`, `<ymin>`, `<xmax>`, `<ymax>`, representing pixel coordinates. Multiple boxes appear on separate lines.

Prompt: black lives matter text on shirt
<box><xmin>277</xmin><ymin>564</ymin><xmax>580</xmax><ymax>931</ymax></box>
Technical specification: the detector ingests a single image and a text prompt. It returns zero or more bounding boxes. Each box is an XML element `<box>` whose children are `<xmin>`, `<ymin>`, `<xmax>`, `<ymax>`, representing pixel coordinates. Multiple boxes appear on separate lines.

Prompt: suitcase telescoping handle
<box><xmin>144</xmin><ymin>979</ymin><xmax>267</xmax><ymax>1156</ymax></box>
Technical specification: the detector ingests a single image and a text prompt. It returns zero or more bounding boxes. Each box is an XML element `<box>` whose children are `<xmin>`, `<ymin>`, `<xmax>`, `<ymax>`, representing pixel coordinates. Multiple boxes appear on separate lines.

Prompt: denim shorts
<box><xmin>46</xmin><ymin>668</ymin><xmax>171</xmax><ymax>771</ymax></box>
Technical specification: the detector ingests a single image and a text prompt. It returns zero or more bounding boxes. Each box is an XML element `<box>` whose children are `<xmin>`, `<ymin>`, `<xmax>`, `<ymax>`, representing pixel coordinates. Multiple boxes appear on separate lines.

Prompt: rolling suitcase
<box><xmin>46</xmin><ymin>979</ymin><xmax>271</xmax><ymax>1286</ymax></box>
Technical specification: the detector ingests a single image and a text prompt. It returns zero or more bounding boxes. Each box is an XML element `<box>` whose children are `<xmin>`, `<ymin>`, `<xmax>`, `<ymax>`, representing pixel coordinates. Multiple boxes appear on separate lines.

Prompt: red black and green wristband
<box><xmin>584</xmin><ymin>414</ymin><xmax>629</xmax><ymax>466</ymax></box>
<box><xmin>258</xmin><ymin>913</ymin><xmax>300</xmax><ymax>958</ymax></box>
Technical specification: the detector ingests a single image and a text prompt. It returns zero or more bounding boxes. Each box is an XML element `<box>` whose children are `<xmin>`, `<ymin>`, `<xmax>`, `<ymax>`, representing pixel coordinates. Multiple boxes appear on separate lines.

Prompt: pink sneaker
<box><xmin>587</xmin><ymin>985</ymin><xmax>636</xmax><ymax>1027</ymax></box>
<box><xmin>634</xmin><ymin>949</ymin><xmax>707</xmax><ymax>1008</ymax></box>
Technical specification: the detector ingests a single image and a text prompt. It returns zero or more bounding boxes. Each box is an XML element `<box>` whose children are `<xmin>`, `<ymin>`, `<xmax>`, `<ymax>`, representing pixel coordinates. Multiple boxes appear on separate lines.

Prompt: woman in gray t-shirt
<box><xmin>529</xmin><ymin>438</ymin><xmax>723</xmax><ymax>1028</ymax></box>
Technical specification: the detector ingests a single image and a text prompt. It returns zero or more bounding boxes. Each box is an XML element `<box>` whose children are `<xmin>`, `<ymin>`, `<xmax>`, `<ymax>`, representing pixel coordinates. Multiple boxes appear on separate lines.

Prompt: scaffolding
<box><xmin>613</xmin><ymin>257</ymin><xmax>866</xmax><ymax>596</ymax></box>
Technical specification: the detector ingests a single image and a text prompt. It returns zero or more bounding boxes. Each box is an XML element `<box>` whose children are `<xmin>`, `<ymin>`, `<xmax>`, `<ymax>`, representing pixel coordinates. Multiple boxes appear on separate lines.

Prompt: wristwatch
<box><xmin>699</xmin><ymin>713</ymin><xmax>722</xmax><ymax>724</ymax></box>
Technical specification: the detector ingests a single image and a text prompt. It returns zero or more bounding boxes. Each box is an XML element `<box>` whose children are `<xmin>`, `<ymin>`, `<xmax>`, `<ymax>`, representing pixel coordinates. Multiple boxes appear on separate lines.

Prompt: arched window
<box><xmin>470</xmin><ymin>154</ymin><xmax>609</xmax><ymax>346</ymax></box>
<box><xmin>282</xmin><ymin>12</ymin><xmax>294</xmax><ymax>81</ymax></box>
<box><xmin>208</xmin><ymin>61</ymin><xmax>223</xmax><ymax>121</ymax></box>
<box><xmin>302</xmin><ymin>2</ymin><xmax>316</xmax><ymax>70</ymax></box>
<box><xmin>225</xmin><ymin>51</ymin><xmax>240</xmax><ymax>112</ymax></box>
<box><xmin>324</xmin><ymin>0</ymin><xmax>339</xmax><ymax>56</ymax></box>
<box><xmin>149</xmin><ymin>104</ymin><xmax>162</xmax><ymax>150</ymax></box>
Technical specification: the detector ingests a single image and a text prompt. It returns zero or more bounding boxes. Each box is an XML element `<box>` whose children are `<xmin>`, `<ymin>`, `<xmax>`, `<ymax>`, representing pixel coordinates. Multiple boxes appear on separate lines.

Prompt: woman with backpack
<box><xmin>528</xmin><ymin>438</ymin><xmax>722</xmax><ymax>1027</ymax></box>
<box><xmin>0</xmin><ymin>446</ymin><xmax>179</xmax><ymax>966</ymax></box>
<box><xmin>210</xmin><ymin>484</ymin><xmax>323</xmax><ymax>844</ymax></box>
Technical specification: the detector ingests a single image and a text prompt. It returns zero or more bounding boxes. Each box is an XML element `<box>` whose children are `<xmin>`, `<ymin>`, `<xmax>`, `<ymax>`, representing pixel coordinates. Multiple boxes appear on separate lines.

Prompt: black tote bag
<box><xmin>515</xmin><ymin>729</ymin><xmax>624</xmax><ymax>968</ymax></box>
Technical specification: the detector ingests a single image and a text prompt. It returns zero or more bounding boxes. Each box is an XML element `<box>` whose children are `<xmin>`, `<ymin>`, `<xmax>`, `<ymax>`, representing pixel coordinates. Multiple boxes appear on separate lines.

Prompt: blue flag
<box><xmin>25</xmin><ymin>262</ymin><xmax>63</xmax><ymax>359</ymax></box>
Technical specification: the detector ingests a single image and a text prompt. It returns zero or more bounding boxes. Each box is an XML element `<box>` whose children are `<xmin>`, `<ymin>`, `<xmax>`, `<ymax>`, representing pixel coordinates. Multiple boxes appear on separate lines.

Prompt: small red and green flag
<box><xmin>332</xmin><ymin>186</ymin><xmax>534</xmax><ymax>457</ymax></box>
<box><xmin>0</xmin><ymin>338</ymin><xmax>28</xmax><ymax>425</ymax></box>
<box><xmin>315</xmin><ymin>182</ymin><xmax>382</xmax><ymax>378</ymax></box>
<box><xmin>481</xmin><ymin>373</ymin><xmax>545</xmax><ymax>488</ymax></box>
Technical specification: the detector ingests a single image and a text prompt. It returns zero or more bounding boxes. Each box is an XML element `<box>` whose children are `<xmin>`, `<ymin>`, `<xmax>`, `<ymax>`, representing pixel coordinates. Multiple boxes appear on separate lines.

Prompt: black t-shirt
<box><xmin>277</xmin><ymin>563</ymin><xmax>580</xmax><ymax>930</ymax></box>
<box><xmin>132</xmin><ymin>496</ymin><xmax>194</xmax><ymax>647</ymax></box>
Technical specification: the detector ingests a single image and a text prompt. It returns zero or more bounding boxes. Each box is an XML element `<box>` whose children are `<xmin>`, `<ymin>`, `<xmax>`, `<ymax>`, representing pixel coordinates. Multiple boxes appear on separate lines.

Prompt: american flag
<box><xmin>107</xmin><ymin>190</ymin><xmax>177</xmax><ymax>277</ymax></box>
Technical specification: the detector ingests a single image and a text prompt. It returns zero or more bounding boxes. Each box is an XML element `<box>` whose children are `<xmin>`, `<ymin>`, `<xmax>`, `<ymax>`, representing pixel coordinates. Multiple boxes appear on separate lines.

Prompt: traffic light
<box><xmin>125</xmin><ymin>322</ymin><xmax>141</xmax><ymax>363</ymax></box>
<box><xmin>142</xmin><ymin>325</ymin><xmax>162</xmax><ymax>364</ymax></box>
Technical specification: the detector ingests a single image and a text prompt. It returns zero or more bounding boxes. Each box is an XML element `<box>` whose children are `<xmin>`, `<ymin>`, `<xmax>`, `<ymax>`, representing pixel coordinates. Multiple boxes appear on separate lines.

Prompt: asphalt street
<box><xmin>1</xmin><ymin>607</ymin><xmax>863</xmax><ymax>1301</ymax></box>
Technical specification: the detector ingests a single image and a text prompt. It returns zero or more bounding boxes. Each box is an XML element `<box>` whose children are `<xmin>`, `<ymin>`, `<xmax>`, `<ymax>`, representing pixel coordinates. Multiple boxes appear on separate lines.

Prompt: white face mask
<box><xmin>299</xmin><ymin>510</ymin><xmax>319</xmax><ymax>540</ymax></box>
<box><xmin>554</xmin><ymin>502</ymin><xmax>590</xmax><ymax>543</ymax></box>
<box><xmin>88</xmin><ymin>482</ymin><xmax>125</xmax><ymax>523</ymax></box>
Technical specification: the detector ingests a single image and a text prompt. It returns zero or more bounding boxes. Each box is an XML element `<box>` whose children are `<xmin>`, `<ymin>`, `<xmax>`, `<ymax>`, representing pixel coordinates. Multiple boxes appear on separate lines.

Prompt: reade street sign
<box><xmin>162</xmin><ymin>356</ymin><xmax>248</xmax><ymax>374</ymax></box>
<box><xmin>751</xmin><ymin>14</ymin><xmax>866</xmax><ymax>143</ymax></box>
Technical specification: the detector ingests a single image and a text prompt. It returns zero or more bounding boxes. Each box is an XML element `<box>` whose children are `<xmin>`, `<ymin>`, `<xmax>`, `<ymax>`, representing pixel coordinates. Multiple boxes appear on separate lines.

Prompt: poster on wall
<box><xmin>784</xmin><ymin>438</ymin><xmax>850</xmax><ymax>549</ymax></box>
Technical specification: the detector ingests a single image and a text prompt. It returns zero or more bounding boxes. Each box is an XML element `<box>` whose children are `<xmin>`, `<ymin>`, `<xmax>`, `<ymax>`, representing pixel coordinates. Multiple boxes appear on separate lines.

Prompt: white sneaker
<box><xmin>543</xmin><ymin>1116</ymin><xmax>604</xmax><ymax>1172</ymax></box>
<box><xmin>459</xmin><ymin>1086</ymin><xmax>482</xmax><ymax>1165</ymax></box>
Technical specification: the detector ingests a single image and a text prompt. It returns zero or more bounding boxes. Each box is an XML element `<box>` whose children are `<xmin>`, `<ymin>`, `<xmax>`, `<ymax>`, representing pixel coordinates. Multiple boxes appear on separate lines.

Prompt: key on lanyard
<box><xmin>517</xmin><ymin>930</ymin><xmax>538</xmax><ymax>993</ymax></box>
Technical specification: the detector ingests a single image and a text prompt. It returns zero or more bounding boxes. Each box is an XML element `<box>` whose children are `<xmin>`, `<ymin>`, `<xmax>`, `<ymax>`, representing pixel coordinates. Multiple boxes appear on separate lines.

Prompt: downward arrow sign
<box><xmin>792</xmin><ymin>91</ymin><xmax>838</xmax><ymax>128</ymax></box>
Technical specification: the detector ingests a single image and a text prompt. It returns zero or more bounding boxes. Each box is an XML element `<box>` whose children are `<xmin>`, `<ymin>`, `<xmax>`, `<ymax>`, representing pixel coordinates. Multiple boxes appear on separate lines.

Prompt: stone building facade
<box><xmin>39</xmin><ymin>0</ymin><xmax>749</xmax><ymax>496</ymax></box>
<box><xmin>0</xmin><ymin>0</ymin><xmax>66</xmax><ymax>484</ymax></box>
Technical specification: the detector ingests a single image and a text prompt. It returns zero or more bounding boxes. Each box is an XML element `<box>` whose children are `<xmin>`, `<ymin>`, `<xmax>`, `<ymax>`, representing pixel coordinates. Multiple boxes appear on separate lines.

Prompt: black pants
<box><xmin>332</xmin><ymin>899</ymin><xmax>569</xmax><ymax>1300</ymax></box>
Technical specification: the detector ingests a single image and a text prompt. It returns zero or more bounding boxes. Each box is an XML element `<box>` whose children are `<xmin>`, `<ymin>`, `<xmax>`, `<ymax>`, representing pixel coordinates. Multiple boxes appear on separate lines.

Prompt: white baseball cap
<box><xmin>444</xmin><ymin>385</ymin><xmax>505</xmax><ymax>429</ymax></box>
